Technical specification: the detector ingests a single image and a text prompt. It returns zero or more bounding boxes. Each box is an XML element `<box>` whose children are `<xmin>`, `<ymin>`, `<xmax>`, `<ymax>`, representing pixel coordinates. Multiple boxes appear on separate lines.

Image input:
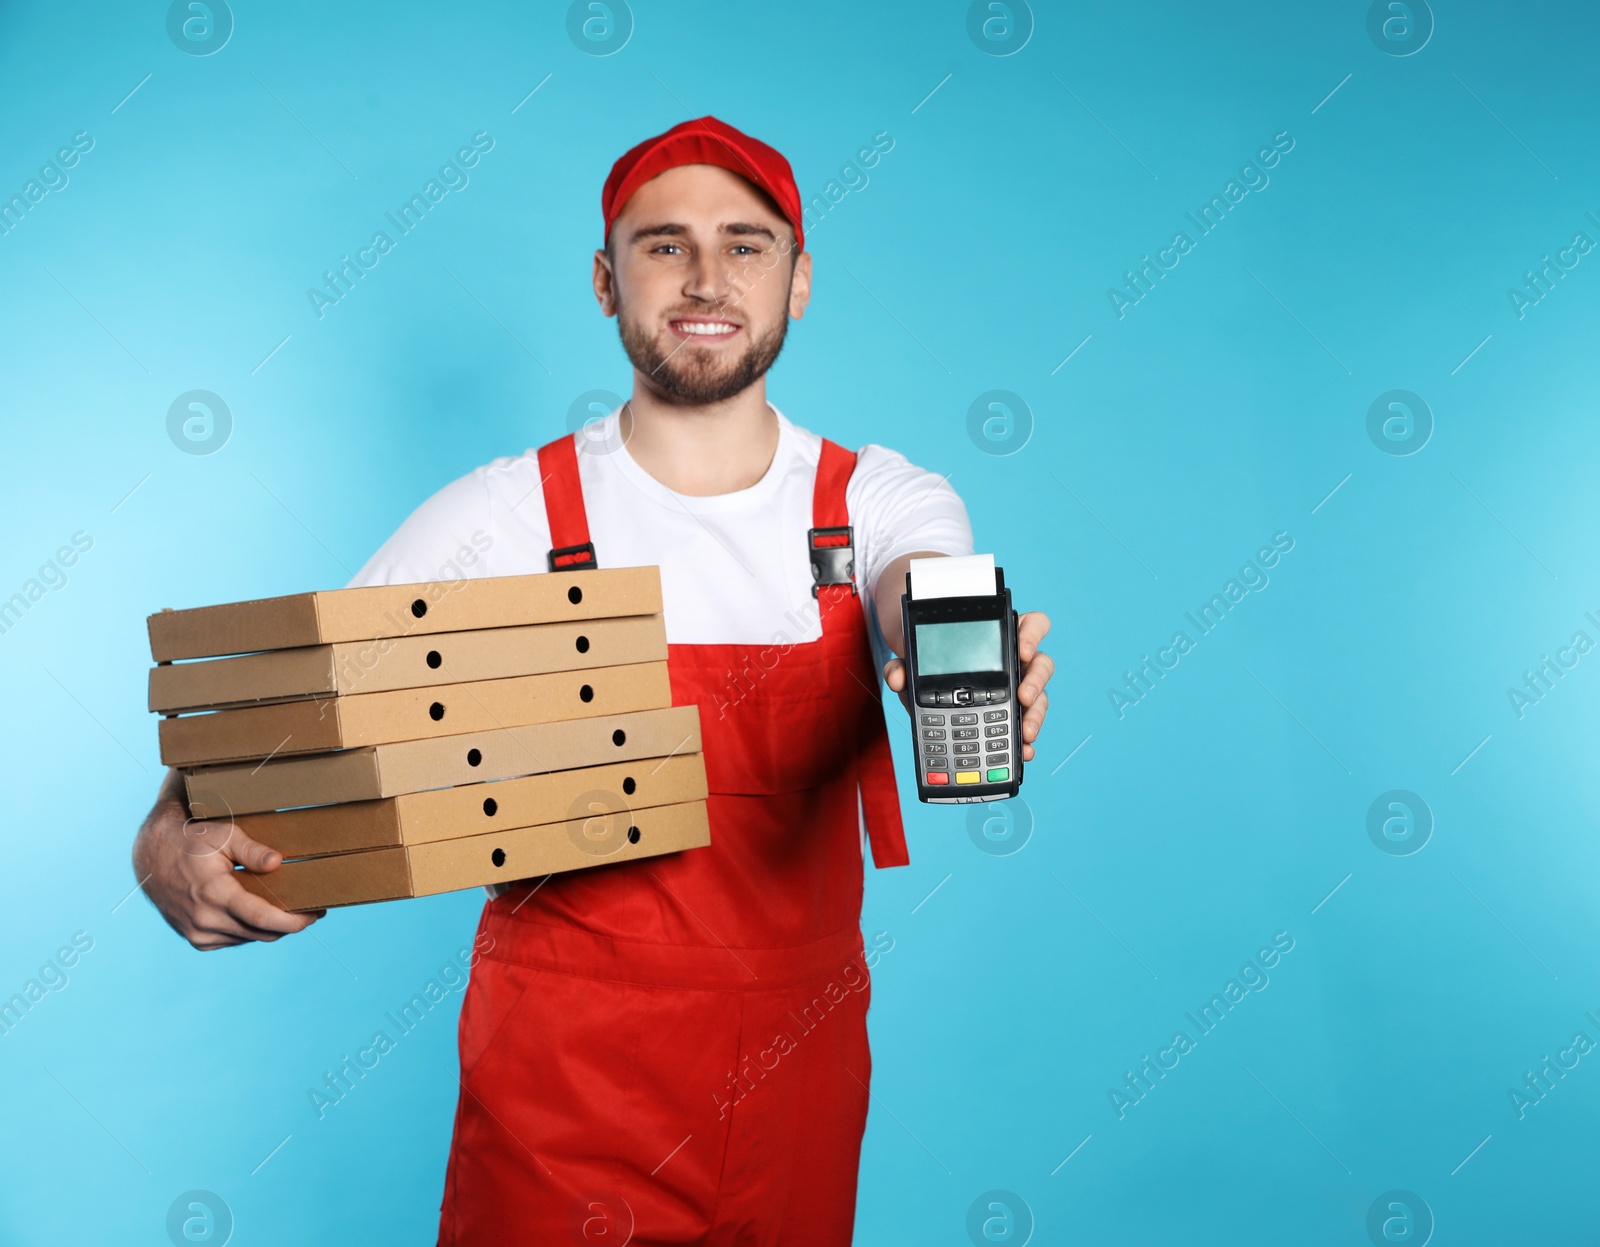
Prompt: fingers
<box><xmin>186</xmin><ymin>904</ymin><xmax>314</xmax><ymax>949</ymax></box>
<box><xmin>176</xmin><ymin>898</ymin><xmax>291</xmax><ymax>950</ymax></box>
<box><xmin>176</xmin><ymin>815</ymin><xmax>237</xmax><ymax>860</ymax></box>
<box><xmin>191</xmin><ymin>904</ymin><xmax>323</xmax><ymax>950</ymax></box>
<box><xmin>1019</xmin><ymin>651</ymin><xmax>1055</xmax><ymax>705</ymax></box>
<box><xmin>1017</xmin><ymin>611</ymin><xmax>1051</xmax><ymax>662</ymax></box>
<box><xmin>230</xmin><ymin>888</ymin><xmax>323</xmax><ymax>937</ymax></box>
<box><xmin>882</xmin><ymin>657</ymin><xmax>906</xmax><ymax>692</ymax></box>
<box><xmin>178</xmin><ymin>872</ymin><xmax>320</xmax><ymax>949</ymax></box>
<box><xmin>189</xmin><ymin>910</ymin><xmax>293</xmax><ymax>949</ymax></box>
<box><xmin>1020</xmin><ymin>689</ymin><xmax>1047</xmax><ymax>748</ymax></box>
<box><xmin>204</xmin><ymin>871</ymin><xmax>321</xmax><ymax>936</ymax></box>
<box><xmin>221</xmin><ymin>825</ymin><xmax>283</xmax><ymax>874</ymax></box>
<box><xmin>1014</xmin><ymin>612</ymin><xmax>1053</xmax><ymax>758</ymax></box>
<box><xmin>188</xmin><ymin>928</ymin><xmax>251</xmax><ymax>951</ymax></box>
<box><xmin>178</xmin><ymin>817</ymin><xmax>282</xmax><ymax>873</ymax></box>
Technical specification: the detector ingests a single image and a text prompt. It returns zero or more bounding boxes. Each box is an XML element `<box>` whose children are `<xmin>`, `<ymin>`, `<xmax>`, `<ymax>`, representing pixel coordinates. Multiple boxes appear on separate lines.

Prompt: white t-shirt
<box><xmin>348</xmin><ymin>407</ymin><xmax>975</xmax><ymax>662</ymax></box>
<box><xmin>347</xmin><ymin>405</ymin><xmax>972</xmax><ymax>875</ymax></box>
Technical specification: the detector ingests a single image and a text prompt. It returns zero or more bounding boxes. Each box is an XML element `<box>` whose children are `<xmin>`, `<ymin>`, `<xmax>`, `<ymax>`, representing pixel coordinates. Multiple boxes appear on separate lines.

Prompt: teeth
<box><xmin>676</xmin><ymin>321</ymin><xmax>737</xmax><ymax>335</ymax></box>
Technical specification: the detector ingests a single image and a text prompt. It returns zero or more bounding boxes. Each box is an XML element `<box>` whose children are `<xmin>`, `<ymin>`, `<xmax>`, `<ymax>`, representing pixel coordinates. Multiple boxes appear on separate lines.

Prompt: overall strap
<box><xmin>536</xmin><ymin>435</ymin><xmax>598</xmax><ymax>571</ymax></box>
<box><xmin>811</xmin><ymin>440</ymin><xmax>854</xmax><ymax>529</ymax></box>
<box><xmin>811</xmin><ymin>438</ymin><xmax>910</xmax><ymax>869</ymax></box>
<box><xmin>809</xmin><ymin>439</ymin><xmax>857</xmax><ymax>605</ymax></box>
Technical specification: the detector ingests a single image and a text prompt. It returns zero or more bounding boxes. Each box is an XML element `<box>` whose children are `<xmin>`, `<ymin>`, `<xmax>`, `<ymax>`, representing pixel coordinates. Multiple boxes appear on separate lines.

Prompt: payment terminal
<box><xmin>900</xmin><ymin>554</ymin><xmax>1023</xmax><ymax>803</ymax></box>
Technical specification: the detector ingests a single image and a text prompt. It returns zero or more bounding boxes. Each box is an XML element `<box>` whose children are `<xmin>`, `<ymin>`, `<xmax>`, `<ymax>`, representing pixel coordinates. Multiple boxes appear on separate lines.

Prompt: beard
<box><xmin>617</xmin><ymin>301</ymin><xmax>789</xmax><ymax>405</ymax></box>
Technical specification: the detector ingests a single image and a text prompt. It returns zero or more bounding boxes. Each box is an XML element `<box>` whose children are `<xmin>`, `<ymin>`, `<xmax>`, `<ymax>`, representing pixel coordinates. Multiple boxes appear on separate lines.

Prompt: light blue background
<box><xmin>2</xmin><ymin>1</ymin><xmax>1598</xmax><ymax>1243</ymax></box>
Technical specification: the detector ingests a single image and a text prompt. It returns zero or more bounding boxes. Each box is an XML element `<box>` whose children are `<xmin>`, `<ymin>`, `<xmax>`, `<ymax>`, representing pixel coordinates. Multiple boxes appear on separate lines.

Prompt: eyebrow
<box><xmin>628</xmin><ymin>220</ymin><xmax>779</xmax><ymax>244</ymax></box>
<box><xmin>724</xmin><ymin>221</ymin><xmax>777</xmax><ymax>241</ymax></box>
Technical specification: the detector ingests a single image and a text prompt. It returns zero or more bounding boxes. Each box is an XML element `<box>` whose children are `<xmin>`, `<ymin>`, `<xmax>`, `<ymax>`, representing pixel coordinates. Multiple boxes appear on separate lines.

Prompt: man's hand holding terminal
<box><xmin>875</xmin><ymin>551</ymin><xmax>1053</xmax><ymax>762</ymax></box>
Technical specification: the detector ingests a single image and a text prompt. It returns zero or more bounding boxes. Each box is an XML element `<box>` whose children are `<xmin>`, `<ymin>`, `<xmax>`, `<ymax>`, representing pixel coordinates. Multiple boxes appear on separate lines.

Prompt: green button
<box><xmin>986</xmin><ymin>767</ymin><xmax>1009</xmax><ymax>782</ymax></box>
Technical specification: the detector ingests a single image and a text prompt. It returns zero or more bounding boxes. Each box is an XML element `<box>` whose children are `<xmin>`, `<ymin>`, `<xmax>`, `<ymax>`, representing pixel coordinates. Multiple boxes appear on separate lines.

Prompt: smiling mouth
<box><xmin>668</xmin><ymin>318</ymin><xmax>741</xmax><ymax>341</ymax></box>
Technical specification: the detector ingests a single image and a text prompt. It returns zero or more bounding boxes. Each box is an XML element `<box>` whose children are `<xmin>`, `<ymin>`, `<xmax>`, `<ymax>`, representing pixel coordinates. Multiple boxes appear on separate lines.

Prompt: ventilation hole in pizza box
<box><xmin>622</xmin><ymin>777</ymin><xmax>636</xmax><ymax>795</ymax></box>
<box><xmin>467</xmin><ymin>748</ymin><xmax>482</xmax><ymax>767</ymax></box>
<box><xmin>426</xmin><ymin>650</ymin><xmax>442</xmax><ymax>669</ymax></box>
<box><xmin>575</xmin><ymin>635</ymin><xmax>590</xmax><ymax>653</ymax></box>
<box><xmin>491</xmin><ymin>848</ymin><xmax>506</xmax><ymax>867</ymax></box>
<box><xmin>483</xmin><ymin>798</ymin><xmax>498</xmax><ymax>817</ymax></box>
<box><xmin>612</xmin><ymin>729</ymin><xmax>626</xmax><ymax>746</ymax></box>
<box><xmin>579</xmin><ymin>684</ymin><xmax>594</xmax><ymax>703</ymax></box>
<box><xmin>568</xmin><ymin>586</ymin><xmax>583</xmax><ymax>605</ymax></box>
<box><xmin>429</xmin><ymin>702</ymin><xmax>445</xmax><ymax>721</ymax></box>
<box><xmin>627</xmin><ymin>826</ymin><xmax>641</xmax><ymax>844</ymax></box>
<box><xmin>411</xmin><ymin>598</ymin><xmax>427</xmax><ymax>618</ymax></box>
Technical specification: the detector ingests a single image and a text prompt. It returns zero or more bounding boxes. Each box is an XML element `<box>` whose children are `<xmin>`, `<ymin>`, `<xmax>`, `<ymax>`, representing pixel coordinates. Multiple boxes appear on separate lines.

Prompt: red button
<box><xmin>926</xmin><ymin>771</ymin><xmax>949</xmax><ymax>784</ymax></box>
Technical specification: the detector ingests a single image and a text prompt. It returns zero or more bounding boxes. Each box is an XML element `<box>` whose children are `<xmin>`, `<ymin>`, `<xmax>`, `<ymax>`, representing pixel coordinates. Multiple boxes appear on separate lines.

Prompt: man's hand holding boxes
<box><xmin>146</xmin><ymin>566</ymin><xmax>709</xmax><ymax>911</ymax></box>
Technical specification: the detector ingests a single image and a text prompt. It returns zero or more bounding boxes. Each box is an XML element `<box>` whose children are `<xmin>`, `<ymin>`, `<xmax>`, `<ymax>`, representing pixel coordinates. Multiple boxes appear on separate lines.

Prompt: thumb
<box><xmin>882</xmin><ymin>657</ymin><xmax>906</xmax><ymax>692</ymax></box>
<box><xmin>223</xmin><ymin>825</ymin><xmax>283</xmax><ymax>874</ymax></box>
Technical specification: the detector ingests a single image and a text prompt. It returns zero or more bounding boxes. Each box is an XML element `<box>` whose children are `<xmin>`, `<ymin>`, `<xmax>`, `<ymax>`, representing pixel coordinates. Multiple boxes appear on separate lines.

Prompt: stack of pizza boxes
<box><xmin>147</xmin><ymin>568</ymin><xmax>709</xmax><ymax>912</ymax></box>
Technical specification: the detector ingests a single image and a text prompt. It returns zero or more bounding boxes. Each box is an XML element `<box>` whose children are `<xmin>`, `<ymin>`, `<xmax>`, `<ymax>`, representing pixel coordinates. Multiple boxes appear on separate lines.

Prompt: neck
<box><xmin>620</xmin><ymin>375</ymin><xmax>780</xmax><ymax>496</ymax></box>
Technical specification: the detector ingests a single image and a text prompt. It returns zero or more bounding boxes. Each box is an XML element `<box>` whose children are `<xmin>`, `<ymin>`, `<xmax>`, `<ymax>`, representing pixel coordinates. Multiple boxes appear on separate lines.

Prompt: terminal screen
<box><xmin>915</xmin><ymin>620</ymin><xmax>1002</xmax><ymax>676</ymax></box>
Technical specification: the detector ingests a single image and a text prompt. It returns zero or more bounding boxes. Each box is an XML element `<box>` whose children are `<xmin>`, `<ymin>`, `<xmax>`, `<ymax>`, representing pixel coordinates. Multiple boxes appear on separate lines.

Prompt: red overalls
<box><xmin>437</xmin><ymin>434</ymin><xmax>910</xmax><ymax>1246</ymax></box>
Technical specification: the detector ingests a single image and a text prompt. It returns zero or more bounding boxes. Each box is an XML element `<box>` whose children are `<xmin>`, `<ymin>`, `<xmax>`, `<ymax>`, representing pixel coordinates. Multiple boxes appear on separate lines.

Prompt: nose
<box><xmin>682</xmin><ymin>250</ymin><xmax>734</xmax><ymax>307</ymax></box>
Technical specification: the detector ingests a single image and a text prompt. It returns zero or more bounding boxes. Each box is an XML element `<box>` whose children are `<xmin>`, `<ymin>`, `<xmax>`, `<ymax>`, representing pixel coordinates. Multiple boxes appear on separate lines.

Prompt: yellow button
<box><xmin>955</xmin><ymin>770</ymin><xmax>981</xmax><ymax>784</ymax></box>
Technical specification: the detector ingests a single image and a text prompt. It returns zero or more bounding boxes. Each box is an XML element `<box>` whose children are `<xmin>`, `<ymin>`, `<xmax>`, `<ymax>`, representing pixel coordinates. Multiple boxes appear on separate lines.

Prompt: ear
<box><xmin>787</xmin><ymin>248</ymin><xmax>812</xmax><ymax>321</ymax></box>
<box><xmin>593</xmin><ymin>248</ymin><xmax>618</xmax><ymax>317</ymax></box>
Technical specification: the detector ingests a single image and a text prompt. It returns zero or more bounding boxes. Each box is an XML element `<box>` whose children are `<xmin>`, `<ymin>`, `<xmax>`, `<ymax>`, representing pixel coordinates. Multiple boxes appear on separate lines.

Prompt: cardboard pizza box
<box><xmin>149</xmin><ymin>614</ymin><xmax>667</xmax><ymax>713</ymax></box>
<box><xmin>148</xmin><ymin>567</ymin><xmax>661</xmax><ymax>662</ymax></box>
<box><xmin>159</xmin><ymin>661</ymin><xmax>671</xmax><ymax>767</ymax></box>
<box><xmin>222</xmin><ymin>752</ymin><xmax>707</xmax><ymax>859</ymax></box>
<box><xmin>238</xmin><ymin>798</ymin><xmax>711</xmax><ymax>911</ymax></box>
<box><xmin>184</xmin><ymin>704</ymin><xmax>702</xmax><ymax>817</ymax></box>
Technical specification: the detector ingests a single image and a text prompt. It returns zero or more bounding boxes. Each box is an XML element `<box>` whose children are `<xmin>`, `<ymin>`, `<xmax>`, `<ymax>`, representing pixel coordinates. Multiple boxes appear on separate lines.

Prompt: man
<box><xmin>133</xmin><ymin>116</ymin><xmax>1054</xmax><ymax>1243</ymax></box>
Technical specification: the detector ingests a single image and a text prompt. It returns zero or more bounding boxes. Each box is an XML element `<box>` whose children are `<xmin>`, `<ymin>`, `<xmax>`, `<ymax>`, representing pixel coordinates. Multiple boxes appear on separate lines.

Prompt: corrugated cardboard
<box><xmin>185</xmin><ymin>704</ymin><xmax>703</xmax><ymax>817</ymax></box>
<box><xmin>149</xmin><ymin>614</ymin><xmax>667</xmax><ymax>712</ymax></box>
<box><xmin>159</xmin><ymin>661</ymin><xmax>671</xmax><ymax>767</ymax></box>
<box><xmin>238</xmin><ymin>798</ymin><xmax>711</xmax><ymax>911</ymax></box>
<box><xmin>225</xmin><ymin>752</ymin><xmax>708</xmax><ymax>858</ymax></box>
<box><xmin>148</xmin><ymin>567</ymin><xmax>662</xmax><ymax>662</ymax></box>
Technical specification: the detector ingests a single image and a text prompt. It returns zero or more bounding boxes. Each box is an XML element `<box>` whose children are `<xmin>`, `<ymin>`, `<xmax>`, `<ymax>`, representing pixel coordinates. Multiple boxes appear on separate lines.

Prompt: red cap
<box><xmin>602</xmin><ymin>116</ymin><xmax>805</xmax><ymax>254</ymax></box>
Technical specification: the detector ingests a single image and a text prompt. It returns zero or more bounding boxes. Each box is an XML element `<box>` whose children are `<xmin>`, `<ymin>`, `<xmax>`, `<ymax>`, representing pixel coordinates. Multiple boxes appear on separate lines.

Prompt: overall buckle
<box><xmin>548</xmin><ymin>541</ymin><xmax>597</xmax><ymax>572</ymax></box>
<box><xmin>808</xmin><ymin>526</ymin><xmax>857</xmax><ymax>597</ymax></box>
